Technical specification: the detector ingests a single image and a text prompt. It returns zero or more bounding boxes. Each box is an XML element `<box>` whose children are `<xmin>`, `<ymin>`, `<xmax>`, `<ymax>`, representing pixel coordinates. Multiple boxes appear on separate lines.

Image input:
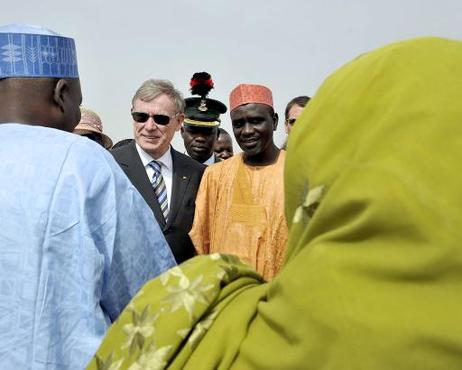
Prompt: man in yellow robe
<box><xmin>190</xmin><ymin>84</ymin><xmax>288</xmax><ymax>280</ymax></box>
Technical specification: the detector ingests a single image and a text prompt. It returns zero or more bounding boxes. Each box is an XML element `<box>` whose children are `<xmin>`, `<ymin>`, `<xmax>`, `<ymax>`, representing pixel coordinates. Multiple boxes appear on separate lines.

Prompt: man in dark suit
<box><xmin>112</xmin><ymin>79</ymin><xmax>205</xmax><ymax>263</ymax></box>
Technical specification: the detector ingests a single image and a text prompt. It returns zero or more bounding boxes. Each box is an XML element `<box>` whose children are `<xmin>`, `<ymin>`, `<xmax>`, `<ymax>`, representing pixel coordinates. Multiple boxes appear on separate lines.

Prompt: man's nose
<box><xmin>144</xmin><ymin>117</ymin><xmax>158</xmax><ymax>130</ymax></box>
<box><xmin>242</xmin><ymin>122</ymin><xmax>254</xmax><ymax>135</ymax></box>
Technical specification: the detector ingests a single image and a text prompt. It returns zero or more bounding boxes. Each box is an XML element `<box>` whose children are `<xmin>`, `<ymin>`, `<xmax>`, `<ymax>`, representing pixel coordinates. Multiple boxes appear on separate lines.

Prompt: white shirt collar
<box><xmin>136</xmin><ymin>143</ymin><xmax>173</xmax><ymax>171</ymax></box>
<box><xmin>203</xmin><ymin>154</ymin><xmax>216</xmax><ymax>166</ymax></box>
<box><xmin>184</xmin><ymin>151</ymin><xmax>215</xmax><ymax>166</ymax></box>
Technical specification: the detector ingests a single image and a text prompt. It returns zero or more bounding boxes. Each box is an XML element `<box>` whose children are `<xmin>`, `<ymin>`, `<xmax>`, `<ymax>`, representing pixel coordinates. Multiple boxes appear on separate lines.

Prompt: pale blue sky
<box><xmin>2</xmin><ymin>0</ymin><xmax>461</xmax><ymax>150</ymax></box>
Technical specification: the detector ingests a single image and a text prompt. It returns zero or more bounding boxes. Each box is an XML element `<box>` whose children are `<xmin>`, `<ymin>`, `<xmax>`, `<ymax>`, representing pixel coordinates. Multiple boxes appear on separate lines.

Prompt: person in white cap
<box><xmin>0</xmin><ymin>24</ymin><xmax>176</xmax><ymax>369</ymax></box>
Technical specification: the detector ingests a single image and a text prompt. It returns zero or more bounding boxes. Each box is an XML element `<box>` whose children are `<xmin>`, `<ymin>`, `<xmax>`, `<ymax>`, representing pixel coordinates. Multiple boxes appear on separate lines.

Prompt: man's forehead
<box><xmin>231</xmin><ymin>103</ymin><xmax>272</xmax><ymax>118</ymax></box>
<box><xmin>134</xmin><ymin>95</ymin><xmax>175</xmax><ymax>109</ymax></box>
<box><xmin>217</xmin><ymin>135</ymin><xmax>233</xmax><ymax>145</ymax></box>
<box><xmin>289</xmin><ymin>104</ymin><xmax>304</xmax><ymax>113</ymax></box>
<box><xmin>215</xmin><ymin>137</ymin><xmax>233</xmax><ymax>150</ymax></box>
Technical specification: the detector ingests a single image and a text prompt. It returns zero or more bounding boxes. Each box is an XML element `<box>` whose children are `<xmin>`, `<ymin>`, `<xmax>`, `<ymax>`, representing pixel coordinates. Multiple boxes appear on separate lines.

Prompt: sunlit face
<box><xmin>181</xmin><ymin>125</ymin><xmax>217</xmax><ymax>163</ymax></box>
<box><xmin>231</xmin><ymin>103</ymin><xmax>276</xmax><ymax>158</ymax></box>
<box><xmin>214</xmin><ymin>133</ymin><xmax>234</xmax><ymax>160</ymax></box>
<box><xmin>132</xmin><ymin>94</ymin><xmax>182</xmax><ymax>158</ymax></box>
<box><xmin>285</xmin><ymin>104</ymin><xmax>304</xmax><ymax>134</ymax></box>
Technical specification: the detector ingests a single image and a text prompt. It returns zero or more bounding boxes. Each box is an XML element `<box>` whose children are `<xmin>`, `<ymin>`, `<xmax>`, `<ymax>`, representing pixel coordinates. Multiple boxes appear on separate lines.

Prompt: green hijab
<box><xmin>88</xmin><ymin>37</ymin><xmax>462</xmax><ymax>370</ymax></box>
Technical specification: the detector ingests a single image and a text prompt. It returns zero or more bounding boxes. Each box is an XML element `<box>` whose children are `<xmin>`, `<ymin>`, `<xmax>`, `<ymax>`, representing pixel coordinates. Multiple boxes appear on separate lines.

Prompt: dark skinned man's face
<box><xmin>231</xmin><ymin>103</ymin><xmax>277</xmax><ymax>160</ymax></box>
<box><xmin>214</xmin><ymin>133</ymin><xmax>233</xmax><ymax>160</ymax></box>
<box><xmin>181</xmin><ymin>124</ymin><xmax>218</xmax><ymax>163</ymax></box>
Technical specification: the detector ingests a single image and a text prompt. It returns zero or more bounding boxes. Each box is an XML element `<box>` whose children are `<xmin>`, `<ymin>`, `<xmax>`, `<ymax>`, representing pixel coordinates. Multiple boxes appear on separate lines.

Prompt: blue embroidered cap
<box><xmin>0</xmin><ymin>24</ymin><xmax>78</xmax><ymax>79</ymax></box>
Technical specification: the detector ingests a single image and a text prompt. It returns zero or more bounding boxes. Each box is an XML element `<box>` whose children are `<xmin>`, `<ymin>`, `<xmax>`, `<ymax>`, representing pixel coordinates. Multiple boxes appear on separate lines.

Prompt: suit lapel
<box><xmin>167</xmin><ymin>148</ymin><xmax>192</xmax><ymax>228</ymax></box>
<box><xmin>119</xmin><ymin>142</ymin><xmax>167</xmax><ymax>228</ymax></box>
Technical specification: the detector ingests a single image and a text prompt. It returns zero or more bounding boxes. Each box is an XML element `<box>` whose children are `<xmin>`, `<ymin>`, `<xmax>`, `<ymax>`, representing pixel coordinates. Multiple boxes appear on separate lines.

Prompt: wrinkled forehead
<box><xmin>287</xmin><ymin>104</ymin><xmax>305</xmax><ymax>119</ymax></box>
<box><xmin>230</xmin><ymin>103</ymin><xmax>273</xmax><ymax>120</ymax></box>
<box><xmin>133</xmin><ymin>94</ymin><xmax>177</xmax><ymax>114</ymax></box>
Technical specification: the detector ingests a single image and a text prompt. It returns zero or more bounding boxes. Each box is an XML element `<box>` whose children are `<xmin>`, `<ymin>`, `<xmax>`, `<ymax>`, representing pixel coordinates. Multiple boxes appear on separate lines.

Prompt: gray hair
<box><xmin>131</xmin><ymin>79</ymin><xmax>185</xmax><ymax>113</ymax></box>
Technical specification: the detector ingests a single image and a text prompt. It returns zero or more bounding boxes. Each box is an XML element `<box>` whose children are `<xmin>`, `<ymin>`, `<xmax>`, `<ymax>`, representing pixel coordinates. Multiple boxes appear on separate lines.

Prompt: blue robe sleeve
<box><xmin>56</xmin><ymin>139</ymin><xmax>176</xmax><ymax>322</ymax></box>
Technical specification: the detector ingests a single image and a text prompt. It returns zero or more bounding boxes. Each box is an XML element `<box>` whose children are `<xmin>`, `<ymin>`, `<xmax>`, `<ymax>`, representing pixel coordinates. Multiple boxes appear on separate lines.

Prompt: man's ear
<box><xmin>53</xmin><ymin>79</ymin><xmax>68</xmax><ymax>112</ymax></box>
<box><xmin>273</xmin><ymin>112</ymin><xmax>279</xmax><ymax>131</ymax></box>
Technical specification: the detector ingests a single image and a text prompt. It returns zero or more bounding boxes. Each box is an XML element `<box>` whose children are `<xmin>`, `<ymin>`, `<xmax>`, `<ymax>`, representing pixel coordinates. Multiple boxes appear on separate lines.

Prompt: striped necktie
<box><xmin>148</xmin><ymin>160</ymin><xmax>169</xmax><ymax>221</ymax></box>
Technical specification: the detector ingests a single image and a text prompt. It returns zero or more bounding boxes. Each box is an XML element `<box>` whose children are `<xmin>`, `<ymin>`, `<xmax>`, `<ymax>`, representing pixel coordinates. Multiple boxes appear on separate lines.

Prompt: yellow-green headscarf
<box><xmin>88</xmin><ymin>37</ymin><xmax>462</xmax><ymax>370</ymax></box>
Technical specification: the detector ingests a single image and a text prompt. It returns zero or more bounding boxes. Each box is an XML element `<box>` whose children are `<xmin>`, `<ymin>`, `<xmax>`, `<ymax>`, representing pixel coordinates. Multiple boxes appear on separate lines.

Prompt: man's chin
<box><xmin>191</xmin><ymin>153</ymin><xmax>210</xmax><ymax>163</ymax></box>
<box><xmin>240</xmin><ymin>146</ymin><xmax>261</xmax><ymax>157</ymax></box>
<box><xmin>138</xmin><ymin>140</ymin><xmax>163</xmax><ymax>156</ymax></box>
<box><xmin>140</xmin><ymin>136</ymin><xmax>159</xmax><ymax>144</ymax></box>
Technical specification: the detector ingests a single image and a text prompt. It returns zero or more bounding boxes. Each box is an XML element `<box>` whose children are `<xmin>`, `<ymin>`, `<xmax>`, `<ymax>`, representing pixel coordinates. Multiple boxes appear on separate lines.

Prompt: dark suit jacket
<box><xmin>111</xmin><ymin>141</ymin><xmax>205</xmax><ymax>263</ymax></box>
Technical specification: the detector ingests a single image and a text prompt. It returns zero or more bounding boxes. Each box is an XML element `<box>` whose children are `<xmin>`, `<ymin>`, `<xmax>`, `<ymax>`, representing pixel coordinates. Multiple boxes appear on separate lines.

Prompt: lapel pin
<box><xmin>182</xmin><ymin>176</ymin><xmax>187</xmax><ymax>180</ymax></box>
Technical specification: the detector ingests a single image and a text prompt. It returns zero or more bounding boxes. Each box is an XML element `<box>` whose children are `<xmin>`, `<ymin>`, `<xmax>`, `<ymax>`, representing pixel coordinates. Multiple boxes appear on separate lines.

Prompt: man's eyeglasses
<box><xmin>286</xmin><ymin>118</ymin><xmax>297</xmax><ymax>125</ymax></box>
<box><xmin>131</xmin><ymin>112</ymin><xmax>179</xmax><ymax>126</ymax></box>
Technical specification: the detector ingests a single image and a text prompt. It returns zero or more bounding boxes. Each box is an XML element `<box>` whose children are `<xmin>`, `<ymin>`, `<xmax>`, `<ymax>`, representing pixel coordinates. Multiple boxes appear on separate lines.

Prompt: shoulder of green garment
<box><xmin>93</xmin><ymin>253</ymin><xmax>254</xmax><ymax>370</ymax></box>
<box><xmin>293</xmin><ymin>185</ymin><xmax>325</xmax><ymax>224</ymax></box>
